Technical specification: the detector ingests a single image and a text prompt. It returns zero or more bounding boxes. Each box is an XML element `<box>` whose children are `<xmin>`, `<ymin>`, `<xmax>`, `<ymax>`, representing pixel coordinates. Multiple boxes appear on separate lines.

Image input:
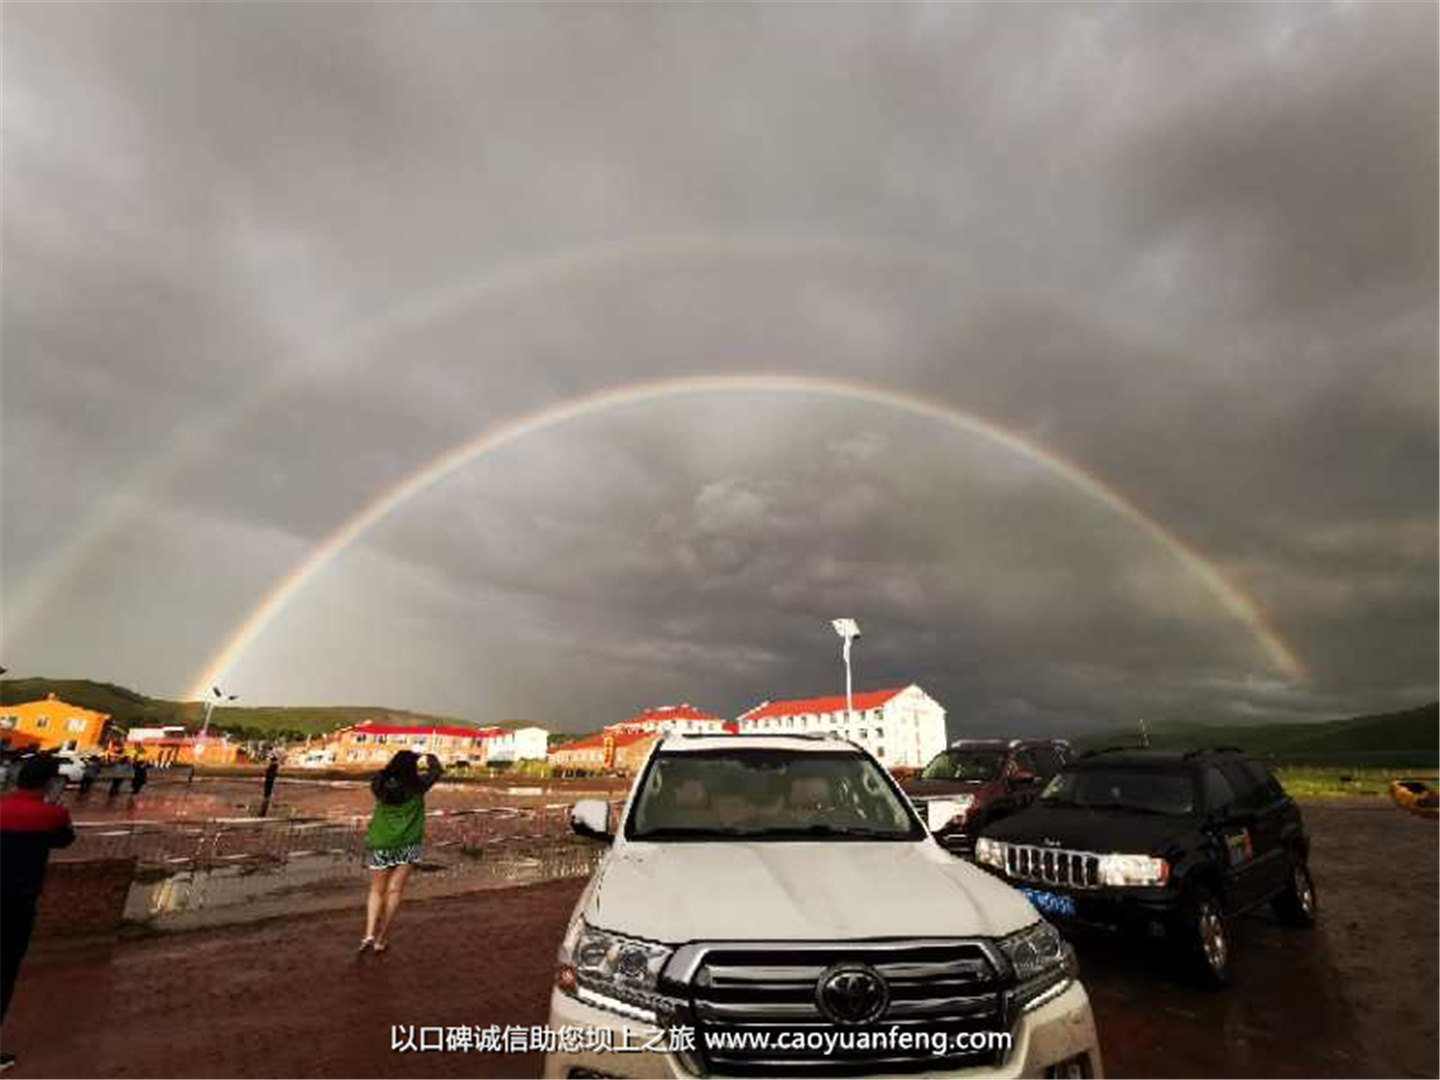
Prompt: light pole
<box><xmin>831</xmin><ymin>619</ymin><xmax>861</xmax><ymax>733</ymax></box>
<box><xmin>201</xmin><ymin>685</ymin><xmax>239</xmax><ymax>739</ymax></box>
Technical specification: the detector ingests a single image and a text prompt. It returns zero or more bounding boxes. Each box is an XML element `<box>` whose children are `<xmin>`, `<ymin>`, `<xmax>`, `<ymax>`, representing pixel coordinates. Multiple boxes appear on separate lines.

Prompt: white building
<box><xmin>606</xmin><ymin>703</ymin><xmax>729</xmax><ymax>736</ymax></box>
<box><xmin>485</xmin><ymin>725</ymin><xmax>550</xmax><ymax>763</ymax></box>
<box><xmin>736</xmin><ymin>684</ymin><xmax>947</xmax><ymax>769</ymax></box>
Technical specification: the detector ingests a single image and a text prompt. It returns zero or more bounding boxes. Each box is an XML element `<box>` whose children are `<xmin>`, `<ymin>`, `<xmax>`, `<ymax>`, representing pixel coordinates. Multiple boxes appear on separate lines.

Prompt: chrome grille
<box><xmin>679</xmin><ymin>941</ymin><xmax>1009</xmax><ymax>1076</ymax></box>
<box><xmin>1003</xmin><ymin>844</ymin><xmax>1100</xmax><ymax>889</ymax></box>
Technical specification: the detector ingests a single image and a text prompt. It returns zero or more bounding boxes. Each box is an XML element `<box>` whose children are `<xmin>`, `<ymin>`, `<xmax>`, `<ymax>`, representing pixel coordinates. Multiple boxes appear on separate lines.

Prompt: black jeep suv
<box><xmin>973</xmin><ymin>748</ymin><xmax>1317</xmax><ymax>986</ymax></box>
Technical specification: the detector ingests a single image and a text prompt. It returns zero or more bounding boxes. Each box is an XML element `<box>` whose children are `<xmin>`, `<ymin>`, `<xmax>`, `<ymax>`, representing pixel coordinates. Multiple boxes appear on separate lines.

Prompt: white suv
<box><xmin>545</xmin><ymin>734</ymin><xmax>1102</xmax><ymax>1078</ymax></box>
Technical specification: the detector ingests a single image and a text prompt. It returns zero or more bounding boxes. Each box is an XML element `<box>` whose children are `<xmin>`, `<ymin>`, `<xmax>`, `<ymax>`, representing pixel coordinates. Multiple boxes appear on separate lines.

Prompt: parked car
<box><xmin>54</xmin><ymin>750</ymin><xmax>91</xmax><ymax>784</ymax></box>
<box><xmin>546</xmin><ymin>733</ymin><xmax>1102</xmax><ymax>1079</ymax></box>
<box><xmin>975</xmin><ymin>747</ymin><xmax>1317</xmax><ymax>987</ymax></box>
<box><xmin>902</xmin><ymin>738</ymin><xmax>1073</xmax><ymax>853</ymax></box>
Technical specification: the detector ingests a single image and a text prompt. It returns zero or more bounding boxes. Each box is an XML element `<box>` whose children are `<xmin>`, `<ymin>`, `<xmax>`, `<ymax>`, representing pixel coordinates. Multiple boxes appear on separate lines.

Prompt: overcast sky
<box><xmin>3</xmin><ymin>2</ymin><xmax>1435</xmax><ymax>735</ymax></box>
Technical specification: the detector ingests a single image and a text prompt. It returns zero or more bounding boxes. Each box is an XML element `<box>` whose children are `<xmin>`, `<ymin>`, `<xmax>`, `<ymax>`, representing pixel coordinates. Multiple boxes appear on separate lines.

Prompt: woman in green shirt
<box><xmin>359</xmin><ymin>750</ymin><xmax>442</xmax><ymax>953</ymax></box>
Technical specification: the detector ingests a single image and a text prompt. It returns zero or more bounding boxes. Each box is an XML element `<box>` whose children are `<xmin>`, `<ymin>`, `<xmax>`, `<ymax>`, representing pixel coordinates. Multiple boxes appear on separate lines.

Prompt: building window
<box><xmin>875</xmin><ymin>727</ymin><xmax>884</xmax><ymax>739</ymax></box>
<box><xmin>0</xmin><ymin>717</ymin><xmax>15</xmax><ymax>729</ymax></box>
<box><xmin>858</xmin><ymin>729</ymin><xmax>868</xmax><ymax>739</ymax></box>
<box><xmin>34</xmin><ymin>716</ymin><xmax>48</xmax><ymax>729</ymax></box>
<box><xmin>354</xmin><ymin>733</ymin><xmax>367</xmax><ymax>744</ymax></box>
<box><xmin>877</xmin><ymin>746</ymin><xmax>886</xmax><ymax>758</ymax></box>
<box><xmin>67</xmin><ymin>718</ymin><xmax>87</xmax><ymax>733</ymax></box>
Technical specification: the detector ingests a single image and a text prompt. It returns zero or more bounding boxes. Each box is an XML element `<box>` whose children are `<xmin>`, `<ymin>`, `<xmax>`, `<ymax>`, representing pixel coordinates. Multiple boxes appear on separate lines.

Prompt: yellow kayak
<box><xmin>1389</xmin><ymin>779</ymin><xmax>1440</xmax><ymax>819</ymax></box>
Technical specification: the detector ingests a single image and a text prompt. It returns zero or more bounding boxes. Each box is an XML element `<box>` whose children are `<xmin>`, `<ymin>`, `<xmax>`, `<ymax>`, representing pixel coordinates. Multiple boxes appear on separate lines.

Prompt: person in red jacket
<box><xmin>0</xmin><ymin>755</ymin><xmax>76</xmax><ymax>1072</ymax></box>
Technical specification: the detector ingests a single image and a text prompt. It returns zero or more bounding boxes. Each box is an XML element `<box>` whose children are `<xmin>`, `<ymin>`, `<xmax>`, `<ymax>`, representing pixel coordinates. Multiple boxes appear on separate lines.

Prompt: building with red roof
<box><xmin>736</xmin><ymin>683</ymin><xmax>946</xmax><ymax>769</ymax></box>
<box><xmin>605</xmin><ymin>703</ymin><xmax>730</xmax><ymax>736</ymax></box>
<box><xmin>316</xmin><ymin>720</ymin><xmax>508</xmax><ymax>769</ymax></box>
<box><xmin>549</xmin><ymin>728</ymin><xmax>659</xmax><ymax>774</ymax></box>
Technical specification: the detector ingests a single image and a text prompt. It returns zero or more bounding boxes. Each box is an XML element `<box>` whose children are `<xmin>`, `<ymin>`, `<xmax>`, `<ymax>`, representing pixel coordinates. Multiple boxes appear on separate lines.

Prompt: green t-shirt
<box><xmin>366</xmin><ymin>793</ymin><xmax>426</xmax><ymax>851</ymax></box>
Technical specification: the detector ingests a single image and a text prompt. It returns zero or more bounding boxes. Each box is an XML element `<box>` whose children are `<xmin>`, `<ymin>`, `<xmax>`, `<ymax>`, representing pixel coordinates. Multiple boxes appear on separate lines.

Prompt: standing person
<box><xmin>77</xmin><ymin>756</ymin><xmax>101</xmax><ymax>799</ymax></box>
<box><xmin>359</xmin><ymin>751</ymin><xmax>441</xmax><ymax>954</ymax></box>
<box><xmin>259</xmin><ymin>755</ymin><xmax>280</xmax><ymax>817</ymax></box>
<box><xmin>129</xmin><ymin>757</ymin><xmax>148</xmax><ymax>798</ymax></box>
<box><xmin>0</xmin><ymin>756</ymin><xmax>76</xmax><ymax>1071</ymax></box>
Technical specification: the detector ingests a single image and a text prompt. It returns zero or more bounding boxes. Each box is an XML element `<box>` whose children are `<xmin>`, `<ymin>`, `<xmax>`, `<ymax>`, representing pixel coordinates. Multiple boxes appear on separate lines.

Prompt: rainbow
<box><xmin>186</xmin><ymin>373</ymin><xmax>1304</xmax><ymax>699</ymax></box>
<box><xmin>6</xmin><ymin>230</ymin><xmax>974</xmax><ymax>639</ymax></box>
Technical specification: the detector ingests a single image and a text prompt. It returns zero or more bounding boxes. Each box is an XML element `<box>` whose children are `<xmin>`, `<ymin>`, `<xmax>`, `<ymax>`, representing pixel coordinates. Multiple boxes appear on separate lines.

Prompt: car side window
<box><xmin>1203</xmin><ymin>766</ymin><xmax>1238</xmax><ymax>813</ymax></box>
<box><xmin>1218</xmin><ymin>760</ymin><xmax>1265</xmax><ymax>810</ymax></box>
<box><xmin>1011</xmin><ymin>748</ymin><xmax>1040</xmax><ymax>775</ymax></box>
<box><xmin>1238</xmin><ymin>760</ymin><xmax>1285</xmax><ymax>805</ymax></box>
<box><xmin>1030</xmin><ymin>745</ymin><xmax>1062</xmax><ymax>776</ymax></box>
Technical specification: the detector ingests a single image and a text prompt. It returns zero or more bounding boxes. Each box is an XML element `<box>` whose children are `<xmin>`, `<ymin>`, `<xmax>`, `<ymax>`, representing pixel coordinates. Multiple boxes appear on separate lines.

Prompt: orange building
<box><xmin>549</xmin><ymin>729</ymin><xmax>659</xmax><ymax>774</ymax></box>
<box><xmin>0</xmin><ymin>693</ymin><xmax>109</xmax><ymax>753</ymax></box>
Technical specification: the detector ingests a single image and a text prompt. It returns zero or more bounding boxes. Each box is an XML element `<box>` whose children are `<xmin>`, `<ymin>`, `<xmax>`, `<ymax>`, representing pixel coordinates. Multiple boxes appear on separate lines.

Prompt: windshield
<box><xmin>625</xmin><ymin>749</ymin><xmax>926</xmax><ymax>841</ymax></box>
<box><xmin>1040</xmin><ymin>767</ymin><xmax>1197</xmax><ymax>816</ymax></box>
<box><xmin>920</xmin><ymin>748</ymin><xmax>1006</xmax><ymax>781</ymax></box>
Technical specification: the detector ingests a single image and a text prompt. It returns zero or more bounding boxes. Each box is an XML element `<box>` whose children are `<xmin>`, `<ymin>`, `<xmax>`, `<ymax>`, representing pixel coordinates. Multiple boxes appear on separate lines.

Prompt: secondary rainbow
<box><xmin>186</xmin><ymin>373</ymin><xmax>1305</xmax><ymax>699</ymax></box>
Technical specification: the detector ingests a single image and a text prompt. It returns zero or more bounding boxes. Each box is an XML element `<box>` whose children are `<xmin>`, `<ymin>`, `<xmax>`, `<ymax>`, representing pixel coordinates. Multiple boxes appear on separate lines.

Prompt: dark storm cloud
<box><xmin>2</xmin><ymin>2</ymin><xmax>1434</xmax><ymax>733</ymax></box>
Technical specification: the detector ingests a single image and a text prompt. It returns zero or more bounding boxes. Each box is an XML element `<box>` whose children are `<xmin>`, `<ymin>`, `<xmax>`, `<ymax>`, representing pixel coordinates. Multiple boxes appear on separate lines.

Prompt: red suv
<box><xmin>901</xmin><ymin>739</ymin><xmax>1072</xmax><ymax>854</ymax></box>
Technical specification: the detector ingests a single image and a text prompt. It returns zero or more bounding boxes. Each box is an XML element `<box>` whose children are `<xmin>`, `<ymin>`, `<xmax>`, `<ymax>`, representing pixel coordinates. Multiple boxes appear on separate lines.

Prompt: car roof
<box><xmin>657</xmin><ymin>733</ymin><xmax>860</xmax><ymax>754</ymax></box>
<box><xmin>1071</xmin><ymin>747</ymin><xmax>1253</xmax><ymax>768</ymax></box>
<box><xmin>945</xmin><ymin>738</ymin><xmax>1069</xmax><ymax>750</ymax></box>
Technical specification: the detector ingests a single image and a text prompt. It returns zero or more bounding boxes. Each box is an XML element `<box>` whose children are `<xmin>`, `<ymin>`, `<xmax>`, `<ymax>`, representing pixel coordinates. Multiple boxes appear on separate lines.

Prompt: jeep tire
<box><xmin>1272</xmin><ymin>857</ymin><xmax>1318</xmax><ymax>928</ymax></box>
<box><xmin>1182</xmin><ymin>884</ymin><xmax>1230</xmax><ymax>988</ymax></box>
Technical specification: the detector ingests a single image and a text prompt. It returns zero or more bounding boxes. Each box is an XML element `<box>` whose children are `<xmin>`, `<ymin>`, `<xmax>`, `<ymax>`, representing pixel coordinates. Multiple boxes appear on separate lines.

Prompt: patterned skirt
<box><xmin>367</xmin><ymin>842</ymin><xmax>423</xmax><ymax>871</ymax></box>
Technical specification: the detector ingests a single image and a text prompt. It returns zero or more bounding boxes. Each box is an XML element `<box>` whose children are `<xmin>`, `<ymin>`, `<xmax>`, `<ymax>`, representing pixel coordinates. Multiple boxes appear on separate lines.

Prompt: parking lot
<box><xmin>8</xmin><ymin>799</ymin><xmax>1436</xmax><ymax>1078</ymax></box>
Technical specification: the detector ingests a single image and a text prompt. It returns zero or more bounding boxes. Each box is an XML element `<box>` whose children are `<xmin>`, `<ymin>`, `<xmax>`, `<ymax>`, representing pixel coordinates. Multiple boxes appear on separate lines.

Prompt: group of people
<box><xmin>0</xmin><ymin>747</ymin><xmax>443</xmax><ymax>1070</ymax></box>
<box><xmin>74</xmin><ymin>754</ymin><xmax>148</xmax><ymax>800</ymax></box>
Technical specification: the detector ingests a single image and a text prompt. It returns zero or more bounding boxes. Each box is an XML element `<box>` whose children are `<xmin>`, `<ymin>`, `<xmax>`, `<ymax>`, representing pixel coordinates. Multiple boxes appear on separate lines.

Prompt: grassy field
<box><xmin>1276</xmin><ymin>766</ymin><xmax>1439</xmax><ymax>799</ymax></box>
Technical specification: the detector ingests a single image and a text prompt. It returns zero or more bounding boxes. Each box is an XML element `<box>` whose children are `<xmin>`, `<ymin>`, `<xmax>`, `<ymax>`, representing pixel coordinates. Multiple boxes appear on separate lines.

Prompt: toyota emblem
<box><xmin>815</xmin><ymin>963</ymin><xmax>889</xmax><ymax>1025</ymax></box>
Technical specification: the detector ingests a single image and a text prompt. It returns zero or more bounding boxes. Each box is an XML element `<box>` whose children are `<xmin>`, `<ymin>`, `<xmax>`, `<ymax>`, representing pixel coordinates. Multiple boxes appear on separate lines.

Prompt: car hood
<box><xmin>980</xmin><ymin>804</ymin><xmax>1193</xmax><ymax>854</ymax></box>
<box><xmin>586</xmin><ymin>840</ymin><xmax>1038</xmax><ymax>945</ymax></box>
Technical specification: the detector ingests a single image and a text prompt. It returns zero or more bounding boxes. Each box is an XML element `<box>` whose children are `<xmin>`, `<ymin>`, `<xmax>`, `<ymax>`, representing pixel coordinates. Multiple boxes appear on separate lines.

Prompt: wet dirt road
<box><xmin>8</xmin><ymin>799</ymin><xmax>1436</xmax><ymax>1078</ymax></box>
<box><xmin>1083</xmin><ymin>800</ymin><xmax>1438</xmax><ymax>1078</ymax></box>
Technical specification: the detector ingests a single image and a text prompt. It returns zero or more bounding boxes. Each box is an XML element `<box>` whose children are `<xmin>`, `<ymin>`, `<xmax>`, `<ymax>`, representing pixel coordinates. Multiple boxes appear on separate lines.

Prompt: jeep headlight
<box><xmin>556</xmin><ymin>920</ymin><xmax>675</xmax><ymax>1022</ymax></box>
<box><xmin>1000</xmin><ymin>920</ymin><xmax>1076</xmax><ymax>1013</ymax></box>
<box><xmin>1096</xmin><ymin>853</ymin><xmax>1169</xmax><ymax>888</ymax></box>
<box><xmin>975</xmin><ymin>836</ymin><xmax>1007</xmax><ymax>870</ymax></box>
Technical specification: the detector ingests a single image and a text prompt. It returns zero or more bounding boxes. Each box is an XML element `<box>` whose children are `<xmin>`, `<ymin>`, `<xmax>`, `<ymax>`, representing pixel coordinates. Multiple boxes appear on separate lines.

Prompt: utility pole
<box><xmin>201</xmin><ymin>685</ymin><xmax>239</xmax><ymax>739</ymax></box>
<box><xmin>831</xmin><ymin>619</ymin><xmax>861</xmax><ymax>731</ymax></box>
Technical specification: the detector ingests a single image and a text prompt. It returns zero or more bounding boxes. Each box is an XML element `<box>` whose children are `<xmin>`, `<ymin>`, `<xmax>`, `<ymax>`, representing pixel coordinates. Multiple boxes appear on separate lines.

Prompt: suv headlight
<box><xmin>999</xmin><ymin>920</ymin><xmax>1077</xmax><ymax>1013</ymax></box>
<box><xmin>1096</xmin><ymin>853</ymin><xmax>1169</xmax><ymax>887</ymax></box>
<box><xmin>556</xmin><ymin>920</ymin><xmax>675</xmax><ymax>1022</ymax></box>
<box><xmin>975</xmin><ymin>836</ymin><xmax>1007</xmax><ymax>870</ymax></box>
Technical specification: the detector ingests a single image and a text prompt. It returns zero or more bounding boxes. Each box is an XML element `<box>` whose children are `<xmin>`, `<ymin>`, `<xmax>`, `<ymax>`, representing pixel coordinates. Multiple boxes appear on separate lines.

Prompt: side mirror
<box><xmin>570</xmin><ymin>799</ymin><xmax>612</xmax><ymax>843</ymax></box>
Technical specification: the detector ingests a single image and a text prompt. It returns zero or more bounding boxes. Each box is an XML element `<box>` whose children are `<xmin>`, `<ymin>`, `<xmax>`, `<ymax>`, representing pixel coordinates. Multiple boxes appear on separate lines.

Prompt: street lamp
<box><xmin>201</xmin><ymin>685</ymin><xmax>239</xmax><ymax>738</ymax></box>
<box><xmin>831</xmin><ymin>618</ymin><xmax>861</xmax><ymax>730</ymax></box>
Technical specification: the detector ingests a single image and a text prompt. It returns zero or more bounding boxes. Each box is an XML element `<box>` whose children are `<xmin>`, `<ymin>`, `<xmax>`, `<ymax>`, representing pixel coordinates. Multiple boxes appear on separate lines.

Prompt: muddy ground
<box><xmin>8</xmin><ymin>799</ymin><xmax>1436</xmax><ymax>1078</ymax></box>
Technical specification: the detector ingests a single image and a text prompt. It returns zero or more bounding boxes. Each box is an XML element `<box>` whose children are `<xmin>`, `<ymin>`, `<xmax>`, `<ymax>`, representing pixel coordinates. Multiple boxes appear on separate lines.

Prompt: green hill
<box><xmin>1075</xmin><ymin>702</ymin><xmax>1439</xmax><ymax>767</ymax></box>
<box><xmin>0</xmin><ymin>677</ymin><xmax>518</xmax><ymax>741</ymax></box>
